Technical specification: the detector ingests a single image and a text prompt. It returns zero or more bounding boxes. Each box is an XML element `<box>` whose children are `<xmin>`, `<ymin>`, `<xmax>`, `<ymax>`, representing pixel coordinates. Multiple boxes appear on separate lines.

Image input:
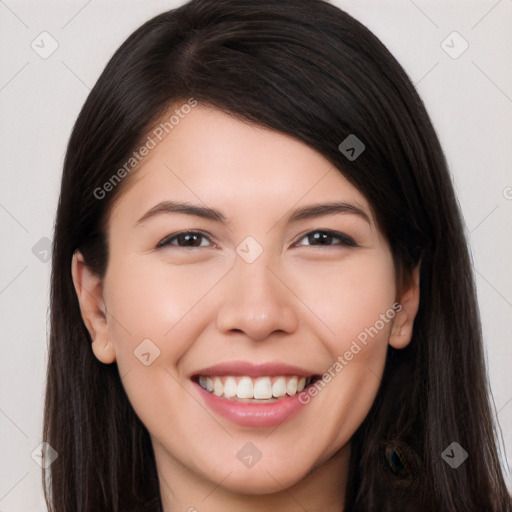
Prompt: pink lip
<box><xmin>194</xmin><ymin>383</ymin><xmax>307</xmax><ymax>428</ymax></box>
<box><xmin>191</xmin><ymin>361</ymin><xmax>318</xmax><ymax>428</ymax></box>
<box><xmin>191</xmin><ymin>360</ymin><xmax>316</xmax><ymax>378</ymax></box>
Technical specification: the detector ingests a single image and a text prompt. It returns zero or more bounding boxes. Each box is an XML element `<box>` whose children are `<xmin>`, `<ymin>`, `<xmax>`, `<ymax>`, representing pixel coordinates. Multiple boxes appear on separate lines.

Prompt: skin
<box><xmin>72</xmin><ymin>105</ymin><xmax>420</xmax><ymax>512</ymax></box>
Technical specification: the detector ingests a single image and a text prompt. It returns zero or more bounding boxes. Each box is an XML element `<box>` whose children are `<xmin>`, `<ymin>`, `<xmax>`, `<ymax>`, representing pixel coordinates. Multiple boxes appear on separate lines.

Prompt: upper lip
<box><xmin>191</xmin><ymin>361</ymin><xmax>318</xmax><ymax>378</ymax></box>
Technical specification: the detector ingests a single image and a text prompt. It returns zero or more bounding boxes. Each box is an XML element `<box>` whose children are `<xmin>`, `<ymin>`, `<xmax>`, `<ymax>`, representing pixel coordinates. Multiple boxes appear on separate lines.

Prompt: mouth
<box><xmin>192</xmin><ymin>374</ymin><xmax>321</xmax><ymax>403</ymax></box>
<box><xmin>190</xmin><ymin>362</ymin><xmax>322</xmax><ymax>427</ymax></box>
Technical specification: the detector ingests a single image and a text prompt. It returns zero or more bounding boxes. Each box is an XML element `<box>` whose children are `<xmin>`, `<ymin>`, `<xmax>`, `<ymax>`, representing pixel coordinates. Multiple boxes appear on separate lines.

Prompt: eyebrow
<box><xmin>135</xmin><ymin>200</ymin><xmax>371</xmax><ymax>226</ymax></box>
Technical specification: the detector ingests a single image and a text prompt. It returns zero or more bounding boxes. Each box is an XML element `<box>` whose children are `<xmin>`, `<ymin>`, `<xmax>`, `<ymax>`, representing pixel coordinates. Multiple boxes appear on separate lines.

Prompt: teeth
<box><xmin>272</xmin><ymin>377</ymin><xmax>287</xmax><ymax>397</ymax></box>
<box><xmin>286</xmin><ymin>376</ymin><xmax>298</xmax><ymax>395</ymax></box>
<box><xmin>198</xmin><ymin>376</ymin><xmax>213</xmax><ymax>392</ymax></box>
<box><xmin>237</xmin><ymin>377</ymin><xmax>253</xmax><ymax>399</ymax></box>
<box><xmin>213</xmin><ymin>377</ymin><xmax>223</xmax><ymax>397</ymax></box>
<box><xmin>253</xmin><ymin>377</ymin><xmax>272</xmax><ymax>399</ymax></box>
<box><xmin>224</xmin><ymin>376</ymin><xmax>238</xmax><ymax>398</ymax></box>
<box><xmin>197</xmin><ymin>375</ymin><xmax>314</xmax><ymax>400</ymax></box>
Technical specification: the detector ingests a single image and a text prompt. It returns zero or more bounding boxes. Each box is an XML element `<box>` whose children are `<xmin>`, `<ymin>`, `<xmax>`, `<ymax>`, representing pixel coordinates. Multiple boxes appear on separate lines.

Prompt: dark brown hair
<box><xmin>43</xmin><ymin>0</ymin><xmax>512</xmax><ymax>510</ymax></box>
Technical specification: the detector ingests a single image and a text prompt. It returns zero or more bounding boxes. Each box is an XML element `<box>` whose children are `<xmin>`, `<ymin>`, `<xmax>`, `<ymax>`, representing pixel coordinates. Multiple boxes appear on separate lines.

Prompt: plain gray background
<box><xmin>0</xmin><ymin>0</ymin><xmax>511</xmax><ymax>510</ymax></box>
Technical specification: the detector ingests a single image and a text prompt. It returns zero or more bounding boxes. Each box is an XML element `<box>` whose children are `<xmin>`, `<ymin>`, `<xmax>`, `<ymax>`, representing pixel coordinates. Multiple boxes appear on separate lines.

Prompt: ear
<box><xmin>71</xmin><ymin>250</ymin><xmax>116</xmax><ymax>364</ymax></box>
<box><xmin>389</xmin><ymin>264</ymin><xmax>420</xmax><ymax>350</ymax></box>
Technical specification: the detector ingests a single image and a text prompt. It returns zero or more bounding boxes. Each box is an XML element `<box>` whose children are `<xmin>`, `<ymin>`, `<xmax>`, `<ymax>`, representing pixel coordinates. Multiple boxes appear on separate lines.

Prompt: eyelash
<box><xmin>156</xmin><ymin>229</ymin><xmax>358</xmax><ymax>249</ymax></box>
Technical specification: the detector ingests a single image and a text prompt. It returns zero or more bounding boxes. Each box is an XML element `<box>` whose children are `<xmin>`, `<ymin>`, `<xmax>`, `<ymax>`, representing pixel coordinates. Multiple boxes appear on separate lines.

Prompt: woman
<box><xmin>43</xmin><ymin>0</ymin><xmax>512</xmax><ymax>510</ymax></box>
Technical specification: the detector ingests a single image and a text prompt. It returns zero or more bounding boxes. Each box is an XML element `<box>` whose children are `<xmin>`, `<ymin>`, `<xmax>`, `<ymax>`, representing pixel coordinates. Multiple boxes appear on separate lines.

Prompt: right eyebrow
<box><xmin>135</xmin><ymin>200</ymin><xmax>229</xmax><ymax>226</ymax></box>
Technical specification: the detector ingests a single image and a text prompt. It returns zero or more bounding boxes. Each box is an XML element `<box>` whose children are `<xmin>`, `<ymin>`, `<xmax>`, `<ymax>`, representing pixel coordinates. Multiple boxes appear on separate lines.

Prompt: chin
<box><xmin>217</xmin><ymin>468</ymin><xmax>305</xmax><ymax>496</ymax></box>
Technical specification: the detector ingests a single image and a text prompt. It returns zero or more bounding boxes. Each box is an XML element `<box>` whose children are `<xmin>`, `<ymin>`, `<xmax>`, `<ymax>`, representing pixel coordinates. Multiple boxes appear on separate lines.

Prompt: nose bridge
<box><xmin>215</xmin><ymin>242</ymin><xmax>298</xmax><ymax>340</ymax></box>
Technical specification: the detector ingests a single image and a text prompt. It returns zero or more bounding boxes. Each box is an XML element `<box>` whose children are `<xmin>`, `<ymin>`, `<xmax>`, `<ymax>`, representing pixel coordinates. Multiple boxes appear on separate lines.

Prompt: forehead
<box><xmin>108</xmin><ymin>104</ymin><xmax>374</xmax><ymax>229</ymax></box>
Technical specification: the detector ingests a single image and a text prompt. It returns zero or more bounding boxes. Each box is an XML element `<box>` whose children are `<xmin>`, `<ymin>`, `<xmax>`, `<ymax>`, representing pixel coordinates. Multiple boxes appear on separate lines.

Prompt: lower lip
<box><xmin>194</xmin><ymin>382</ymin><xmax>307</xmax><ymax>427</ymax></box>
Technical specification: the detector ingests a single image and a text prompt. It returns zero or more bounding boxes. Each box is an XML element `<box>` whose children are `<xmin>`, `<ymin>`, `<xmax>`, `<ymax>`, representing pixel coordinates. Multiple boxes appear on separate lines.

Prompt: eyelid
<box><xmin>156</xmin><ymin>230</ymin><xmax>215</xmax><ymax>248</ymax></box>
<box><xmin>293</xmin><ymin>229</ymin><xmax>358</xmax><ymax>248</ymax></box>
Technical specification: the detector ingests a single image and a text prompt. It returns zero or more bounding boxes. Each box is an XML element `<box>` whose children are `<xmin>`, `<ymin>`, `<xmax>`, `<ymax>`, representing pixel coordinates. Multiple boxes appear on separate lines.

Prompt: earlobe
<box><xmin>388</xmin><ymin>265</ymin><xmax>420</xmax><ymax>350</ymax></box>
<box><xmin>71</xmin><ymin>251</ymin><xmax>116</xmax><ymax>364</ymax></box>
<box><xmin>91</xmin><ymin>336</ymin><xmax>116</xmax><ymax>364</ymax></box>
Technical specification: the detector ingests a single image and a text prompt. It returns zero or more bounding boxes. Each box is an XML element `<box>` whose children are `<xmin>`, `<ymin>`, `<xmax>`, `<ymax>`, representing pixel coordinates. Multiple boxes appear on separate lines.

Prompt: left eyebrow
<box><xmin>135</xmin><ymin>200</ymin><xmax>371</xmax><ymax>227</ymax></box>
<box><xmin>285</xmin><ymin>201</ymin><xmax>371</xmax><ymax>225</ymax></box>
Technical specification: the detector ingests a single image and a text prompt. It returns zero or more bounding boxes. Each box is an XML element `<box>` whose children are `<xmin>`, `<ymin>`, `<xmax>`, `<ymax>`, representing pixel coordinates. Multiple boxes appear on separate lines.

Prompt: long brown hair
<box><xmin>43</xmin><ymin>0</ymin><xmax>512</xmax><ymax>510</ymax></box>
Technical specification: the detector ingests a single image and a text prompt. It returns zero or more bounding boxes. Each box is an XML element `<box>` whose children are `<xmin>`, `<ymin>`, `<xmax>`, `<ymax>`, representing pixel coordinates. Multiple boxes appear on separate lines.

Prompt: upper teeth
<box><xmin>197</xmin><ymin>375</ymin><xmax>311</xmax><ymax>400</ymax></box>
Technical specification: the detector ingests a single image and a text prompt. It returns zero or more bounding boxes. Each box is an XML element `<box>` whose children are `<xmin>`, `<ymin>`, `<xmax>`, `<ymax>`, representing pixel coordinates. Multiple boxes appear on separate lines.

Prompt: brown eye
<box><xmin>296</xmin><ymin>230</ymin><xmax>357</xmax><ymax>248</ymax></box>
<box><xmin>157</xmin><ymin>231</ymin><xmax>212</xmax><ymax>249</ymax></box>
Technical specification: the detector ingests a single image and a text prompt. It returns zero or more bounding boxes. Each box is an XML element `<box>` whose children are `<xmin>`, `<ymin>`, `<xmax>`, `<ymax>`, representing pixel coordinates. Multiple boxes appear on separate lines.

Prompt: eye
<box><xmin>295</xmin><ymin>229</ymin><xmax>357</xmax><ymax>248</ymax></box>
<box><xmin>156</xmin><ymin>231</ymin><xmax>214</xmax><ymax>249</ymax></box>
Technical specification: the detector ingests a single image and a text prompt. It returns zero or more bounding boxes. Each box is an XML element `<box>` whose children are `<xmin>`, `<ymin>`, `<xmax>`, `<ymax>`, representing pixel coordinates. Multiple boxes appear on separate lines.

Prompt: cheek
<box><xmin>101</xmin><ymin>257</ymin><xmax>219</xmax><ymax>434</ymax></box>
<box><xmin>290</xmin><ymin>252</ymin><xmax>396</xmax><ymax>441</ymax></box>
<box><xmin>103</xmin><ymin>255</ymin><xmax>230</xmax><ymax>369</ymax></box>
<box><xmin>290</xmin><ymin>251</ymin><xmax>397</xmax><ymax>352</ymax></box>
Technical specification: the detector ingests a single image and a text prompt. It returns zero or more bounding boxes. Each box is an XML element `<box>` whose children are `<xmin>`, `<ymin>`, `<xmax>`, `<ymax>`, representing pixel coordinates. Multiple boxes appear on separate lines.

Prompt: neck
<box><xmin>153</xmin><ymin>440</ymin><xmax>350</xmax><ymax>512</ymax></box>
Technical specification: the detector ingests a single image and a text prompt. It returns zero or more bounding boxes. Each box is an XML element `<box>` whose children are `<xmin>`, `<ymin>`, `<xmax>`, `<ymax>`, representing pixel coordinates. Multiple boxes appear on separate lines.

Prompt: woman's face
<box><xmin>74</xmin><ymin>104</ymin><xmax>418</xmax><ymax>498</ymax></box>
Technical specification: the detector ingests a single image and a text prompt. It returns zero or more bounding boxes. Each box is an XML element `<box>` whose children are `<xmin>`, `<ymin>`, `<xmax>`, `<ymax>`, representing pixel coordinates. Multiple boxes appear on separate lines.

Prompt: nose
<box><xmin>215</xmin><ymin>251</ymin><xmax>299</xmax><ymax>341</ymax></box>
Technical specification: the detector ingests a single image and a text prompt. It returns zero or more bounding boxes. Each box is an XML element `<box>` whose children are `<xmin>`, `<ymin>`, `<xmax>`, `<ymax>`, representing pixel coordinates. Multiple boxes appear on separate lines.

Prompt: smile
<box><xmin>191</xmin><ymin>361</ymin><xmax>322</xmax><ymax>426</ymax></box>
<box><xmin>195</xmin><ymin>375</ymin><xmax>318</xmax><ymax>402</ymax></box>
